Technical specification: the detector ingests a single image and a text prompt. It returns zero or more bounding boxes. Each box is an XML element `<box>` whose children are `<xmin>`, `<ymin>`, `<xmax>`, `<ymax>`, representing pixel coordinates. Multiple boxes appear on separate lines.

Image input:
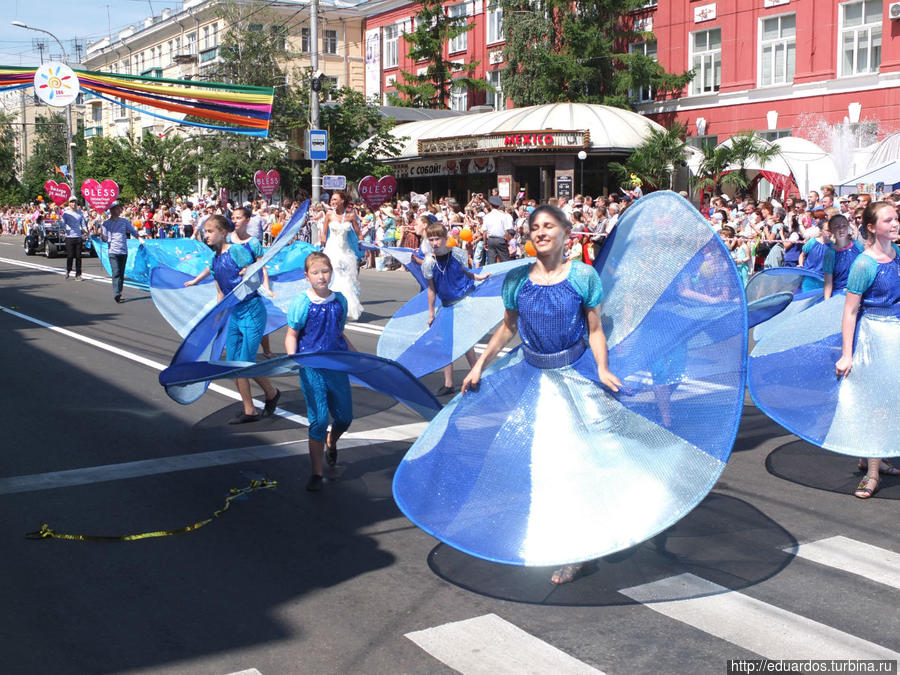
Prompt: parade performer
<box><xmin>834</xmin><ymin>202</ymin><xmax>900</xmax><ymax>498</ymax></box>
<box><xmin>422</xmin><ymin>222</ymin><xmax>491</xmax><ymax>396</ymax></box>
<box><xmin>183</xmin><ymin>215</ymin><xmax>279</xmax><ymax>424</ymax></box>
<box><xmin>61</xmin><ymin>197</ymin><xmax>87</xmax><ymax>280</ymax></box>
<box><xmin>798</xmin><ymin>221</ymin><xmax>834</xmax><ymax>292</ymax></box>
<box><xmin>285</xmin><ymin>252</ymin><xmax>355</xmax><ymax>492</ymax></box>
<box><xmin>100</xmin><ymin>201</ymin><xmax>144</xmax><ymax>303</ymax></box>
<box><xmin>748</xmin><ymin>201</ymin><xmax>900</xmax><ymax>498</ymax></box>
<box><xmin>320</xmin><ymin>191</ymin><xmax>364</xmax><ymax>321</ymax></box>
<box><xmin>823</xmin><ymin>215</ymin><xmax>863</xmax><ymax>298</ymax></box>
<box><xmin>230</xmin><ymin>206</ymin><xmax>276</xmax><ymax>357</ymax></box>
<box><xmin>393</xmin><ymin>193</ymin><xmax>747</xmax><ymax>577</ymax></box>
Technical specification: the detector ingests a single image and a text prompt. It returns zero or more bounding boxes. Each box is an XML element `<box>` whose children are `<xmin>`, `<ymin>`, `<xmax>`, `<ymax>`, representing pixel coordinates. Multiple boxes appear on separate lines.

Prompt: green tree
<box><xmin>320</xmin><ymin>87</ymin><xmax>406</xmax><ymax>181</ymax></box>
<box><xmin>0</xmin><ymin>110</ymin><xmax>22</xmax><ymax>203</ymax></box>
<box><xmin>390</xmin><ymin>0</ymin><xmax>489</xmax><ymax>108</ymax></box>
<box><xmin>499</xmin><ymin>0</ymin><xmax>692</xmax><ymax>108</ymax></box>
<box><xmin>694</xmin><ymin>132</ymin><xmax>779</xmax><ymax>196</ymax></box>
<box><xmin>609</xmin><ymin>122</ymin><xmax>689</xmax><ymax>191</ymax></box>
<box><xmin>20</xmin><ymin>111</ymin><xmax>68</xmax><ymax>202</ymax></box>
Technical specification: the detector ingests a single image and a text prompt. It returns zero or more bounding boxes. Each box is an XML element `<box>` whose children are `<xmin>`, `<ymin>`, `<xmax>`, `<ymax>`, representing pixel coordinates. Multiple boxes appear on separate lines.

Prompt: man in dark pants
<box><xmin>61</xmin><ymin>197</ymin><xmax>87</xmax><ymax>280</ymax></box>
<box><xmin>483</xmin><ymin>195</ymin><xmax>512</xmax><ymax>263</ymax></box>
<box><xmin>100</xmin><ymin>202</ymin><xmax>143</xmax><ymax>303</ymax></box>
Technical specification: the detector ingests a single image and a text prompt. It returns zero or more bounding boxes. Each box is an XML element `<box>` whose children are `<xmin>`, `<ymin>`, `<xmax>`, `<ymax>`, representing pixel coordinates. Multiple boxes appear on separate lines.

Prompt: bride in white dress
<box><xmin>320</xmin><ymin>191</ymin><xmax>364</xmax><ymax>320</ymax></box>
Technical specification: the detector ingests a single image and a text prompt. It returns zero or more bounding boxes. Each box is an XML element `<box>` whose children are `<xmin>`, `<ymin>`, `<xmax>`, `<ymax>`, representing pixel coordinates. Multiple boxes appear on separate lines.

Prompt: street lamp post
<box><xmin>577</xmin><ymin>150</ymin><xmax>587</xmax><ymax>195</ymax></box>
<box><xmin>12</xmin><ymin>21</ymin><xmax>77</xmax><ymax>194</ymax></box>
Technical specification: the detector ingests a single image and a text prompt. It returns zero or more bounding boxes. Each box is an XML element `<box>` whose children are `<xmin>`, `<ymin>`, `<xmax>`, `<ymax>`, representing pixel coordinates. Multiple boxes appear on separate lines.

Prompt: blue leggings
<box><xmin>299</xmin><ymin>368</ymin><xmax>353</xmax><ymax>441</ymax></box>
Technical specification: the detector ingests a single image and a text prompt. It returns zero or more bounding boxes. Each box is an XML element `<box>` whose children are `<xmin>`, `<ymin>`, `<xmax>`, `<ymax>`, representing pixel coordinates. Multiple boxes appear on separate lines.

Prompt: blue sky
<box><xmin>0</xmin><ymin>0</ymin><xmax>181</xmax><ymax>65</ymax></box>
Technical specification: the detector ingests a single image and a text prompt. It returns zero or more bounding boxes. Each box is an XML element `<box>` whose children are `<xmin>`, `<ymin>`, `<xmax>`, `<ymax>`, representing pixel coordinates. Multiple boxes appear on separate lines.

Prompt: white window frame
<box><xmin>758</xmin><ymin>13</ymin><xmax>796</xmax><ymax>87</ymax></box>
<box><xmin>384</xmin><ymin>23</ymin><xmax>400</xmax><ymax>68</ymax></box>
<box><xmin>486</xmin><ymin>0</ymin><xmax>503</xmax><ymax>45</ymax></box>
<box><xmin>838</xmin><ymin>0</ymin><xmax>882</xmax><ymax>77</ymax></box>
<box><xmin>447</xmin><ymin>3</ymin><xmax>468</xmax><ymax>55</ymax></box>
<box><xmin>689</xmin><ymin>27</ymin><xmax>721</xmax><ymax>96</ymax></box>
<box><xmin>301</xmin><ymin>27</ymin><xmax>310</xmax><ymax>53</ymax></box>
<box><xmin>629</xmin><ymin>39</ymin><xmax>657</xmax><ymax>102</ymax></box>
<box><xmin>450</xmin><ymin>81</ymin><xmax>468</xmax><ymax>111</ymax></box>
<box><xmin>486</xmin><ymin>69</ymin><xmax>503</xmax><ymax>110</ymax></box>
<box><xmin>324</xmin><ymin>29</ymin><xmax>338</xmax><ymax>54</ymax></box>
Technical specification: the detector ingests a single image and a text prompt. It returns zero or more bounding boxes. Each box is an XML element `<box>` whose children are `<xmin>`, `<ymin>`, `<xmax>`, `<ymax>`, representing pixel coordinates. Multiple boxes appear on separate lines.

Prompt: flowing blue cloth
<box><xmin>157</xmin><ymin>202</ymin><xmax>441</xmax><ymax>420</ymax></box>
<box><xmin>377</xmin><ymin>258</ymin><xmax>530</xmax><ymax>378</ymax></box>
<box><xmin>393</xmin><ymin>192</ymin><xmax>748</xmax><ymax>566</ymax></box>
<box><xmin>746</xmin><ymin>267</ymin><xmax>825</xmax><ymax>341</ymax></box>
<box><xmin>360</xmin><ymin>243</ymin><xmax>428</xmax><ymax>290</ymax></box>
<box><xmin>749</xmin><ymin>248</ymin><xmax>900</xmax><ymax>457</ymax></box>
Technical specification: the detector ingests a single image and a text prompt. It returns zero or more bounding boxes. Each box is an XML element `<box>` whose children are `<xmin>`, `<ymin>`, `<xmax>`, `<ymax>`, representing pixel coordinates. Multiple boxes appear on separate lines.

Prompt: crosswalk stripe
<box><xmin>619</xmin><ymin>573</ymin><xmax>900</xmax><ymax>661</ymax></box>
<box><xmin>787</xmin><ymin>536</ymin><xmax>900</xmax><ymax>589</ymax></box>
<box><xmin>406</xmin><ymin>613</ymin><xmax>605</xmax><ymax>675</ymax></box>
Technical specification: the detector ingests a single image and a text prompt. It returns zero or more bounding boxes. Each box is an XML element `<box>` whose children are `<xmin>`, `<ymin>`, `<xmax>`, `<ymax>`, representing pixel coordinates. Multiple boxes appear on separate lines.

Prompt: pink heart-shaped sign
<box><xmin>81</xmin><ymin>179</ymin><xmax>120</xmax><ymax>211</ymax></box>
<box><xmin>44</xmin><ymin>180</ymin><xmax>71</xmax><ymax>206</ymax></box>
<box><xmin>254</xmin><ymin>169</ymin><xmax>280</xmax><ymax>198</ymax></box>
<box><xmin>358</xmin><ymin>175</ymin><xmax>398</xmax><ymax>210</ymax></box>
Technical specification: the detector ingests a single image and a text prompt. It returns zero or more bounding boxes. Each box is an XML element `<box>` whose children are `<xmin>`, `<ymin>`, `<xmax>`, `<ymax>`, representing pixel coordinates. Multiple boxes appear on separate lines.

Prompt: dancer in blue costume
<box><xmin>183</xmin><ymin>215</ymin><xmax>279</xmax><ymax>424</ymax></box>
<box><xmin>285</xmin><ymin>252</ymin><xmax>355</xmax><ymax>492</ymax></box>
<box><xmin>799</xmin><ymin>222</ymin><xmax>834</xmax><ymax>292</ymax></box>
<box><xmin>229</xmin><ymin>205</ymin><xmax>276</xmax><ymax>358</ymax></box>
<box><xmin>423</xmin><ymin>221</ymin><xmax>491</xmax><ymax>396</ymax></box>
<box><xmin>834</xmin><ymin>202</ymin><xmax>900</xmax><ymax>498</ymax></box>
<box><xmin>824</xmin><ymin>215</ymin><xmax>863</xmax><ymax>297</ymax></box>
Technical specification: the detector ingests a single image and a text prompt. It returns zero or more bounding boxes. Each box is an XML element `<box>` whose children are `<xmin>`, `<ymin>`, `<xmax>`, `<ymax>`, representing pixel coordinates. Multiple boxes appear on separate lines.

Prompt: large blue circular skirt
<box><xmin>393</xmin><ymin>192</ymin><xmax>748</xmax><ymax>566</ymax></box>
<box><xmin>749</xmin><ymin>296</ymin><xmax>900</xmax><ymax>458</ymax></box>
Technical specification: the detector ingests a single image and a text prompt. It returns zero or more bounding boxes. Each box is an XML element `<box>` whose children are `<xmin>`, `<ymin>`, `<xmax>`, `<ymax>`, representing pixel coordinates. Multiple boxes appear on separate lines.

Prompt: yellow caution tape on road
<box><xmin>26</xmin><ymin>479</ymin><xmax>277</xmax><ymax>542</ymax></box>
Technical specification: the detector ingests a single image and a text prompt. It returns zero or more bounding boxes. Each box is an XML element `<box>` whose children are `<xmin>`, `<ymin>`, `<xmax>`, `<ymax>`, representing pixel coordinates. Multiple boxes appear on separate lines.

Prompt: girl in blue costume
<box><xmin>285</xmin><ymin>252</ymin><xmax>356</xmax><ymax>492</ymax></box>
<box><xmin>229</xmin><ymin>205</ymin><xmax>276</xmax><ymax>357</ymax></box>
<box><xmin>824</xmin><ymin>214</ymin><xmax>863</xmax><ymax>298</ymax></box>
<box><xmin>423</xmin><ymin>221</ymin><xmax>490</xmax><ymax>396</ymax></box>
<box><xmin>798</xmin><ymin>220</ymin><xmax>834</xmax><ymax>292</ymax></box>
<box><xmin>184</xmin><ymin>215</ymin><xmax>280</xmax><ymax>424</ymax></box>
<box><xmin>834</xmin><ymin>202</ymin><xmax>900</xmax><ymax>498</ymax></box>
<box><xmin>460</xmin><ymin>205</ymin><xmax>622</xmax><ymax>584</ymax></box>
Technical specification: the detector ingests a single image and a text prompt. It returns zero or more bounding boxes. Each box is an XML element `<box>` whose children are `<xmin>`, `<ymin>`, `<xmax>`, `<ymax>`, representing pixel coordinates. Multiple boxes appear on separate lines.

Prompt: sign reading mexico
<box><xmin>254</xmin><ymin>169</ymin><xmax>280</xmax><ymax>198</ymax></box>
<box><xmin>358</xmin><ymin>175</ymin><xmax>397</xmax><ymax>210</ymax></box>
<box><xmin>81</xmin><ymin>179</ymin><xmax>120</xmax><ymax>211</ymax></box>
<box><xmin>33</xmin><ymin>63</ymin><xmax>80</xmax><ymax>107</ymax></box>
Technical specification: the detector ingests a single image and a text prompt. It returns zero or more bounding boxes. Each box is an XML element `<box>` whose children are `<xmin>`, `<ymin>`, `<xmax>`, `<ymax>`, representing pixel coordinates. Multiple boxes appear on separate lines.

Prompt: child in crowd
<box><xmin>423</xmin><ymin>222</ymin><xmax>491</xmax><ymax>396</ymax></box>
<box><xmin>285</xmin><ymin>252</ymin><xmax>356</xmax><ymax>492</ymax></box>
<box><xmin>184</xmin><ymin>215</ymin><xmax>280</xmax><ymax>424</ymax></box>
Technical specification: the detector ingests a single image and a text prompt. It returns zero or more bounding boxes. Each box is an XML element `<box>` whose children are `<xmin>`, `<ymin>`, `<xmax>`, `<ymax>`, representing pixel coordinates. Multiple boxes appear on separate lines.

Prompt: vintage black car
<box><xmin>24</xmin><ymin>220</ymin><xmax>96</xmax><ymax>258</ymax></box>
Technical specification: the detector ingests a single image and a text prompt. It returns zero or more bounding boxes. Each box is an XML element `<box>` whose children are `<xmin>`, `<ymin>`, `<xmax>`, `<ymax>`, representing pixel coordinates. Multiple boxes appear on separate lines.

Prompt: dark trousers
<box><xmin>65</xmin><ymin>237</ymin><xmax>83</xmax><ymax>276</ymax></box>
<box><xmin>486</xmin><ymin>236</ymin><xmax>509</xmax><ymax>264</ymax></box>
<box><xmin>109</xmin><ymin>253</ymin><xmax>128</xmax><ymax>298</ymax></box>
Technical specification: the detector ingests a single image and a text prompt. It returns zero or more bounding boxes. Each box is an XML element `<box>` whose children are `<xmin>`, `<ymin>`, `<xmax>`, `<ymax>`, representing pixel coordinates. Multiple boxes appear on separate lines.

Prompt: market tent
<box><xmin>837</xmin><ymin>160</ymin><xmax>900</xmax><ymax>195</ymax></box>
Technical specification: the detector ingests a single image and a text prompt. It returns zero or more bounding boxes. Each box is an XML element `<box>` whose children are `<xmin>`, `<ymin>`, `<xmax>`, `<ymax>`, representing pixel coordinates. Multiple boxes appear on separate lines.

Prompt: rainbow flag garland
<box><xmin>0</xmin><ymin>65</ymin><xmax>274</xmax><ymax>137</ymax></box>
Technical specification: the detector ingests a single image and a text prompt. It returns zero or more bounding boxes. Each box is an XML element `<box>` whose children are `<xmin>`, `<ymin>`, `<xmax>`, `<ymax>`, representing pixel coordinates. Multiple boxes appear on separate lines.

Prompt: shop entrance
<box><xmin>513</xmin><ymin>165</ymin><xmax>555</xmax><ymax>203</ymax></box>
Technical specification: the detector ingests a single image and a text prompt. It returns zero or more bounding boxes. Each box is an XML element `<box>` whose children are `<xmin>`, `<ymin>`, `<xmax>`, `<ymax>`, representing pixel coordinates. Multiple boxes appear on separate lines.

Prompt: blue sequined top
<box><xmin>846</xmin><ymin>244</ymin><xmax>900</xmax><ymax>307</ymax></box>
<box><xmin>211</xmin><ymin>244</ymin><xmax>254</xmax><ymax>296</ymax></box>
<box><xmin>422</xmin><ymin>247</ymin><xmax>473</xmax><ymax>303</ymax></box>
<box><xmin>287</xmin><ymin>290</ymin><xmax>349</xmax><ymax>352</ymax></box>
<box><xmin>801</xmin><ymin>240</ymin><xmax>834</xmax><ymax>276</ymax></box>
<box><xmin>502</xmin><ymin>261</ymin><xmax>603</xmax><ymax>354</ymax></box>
<box><xmin>829</xmin><ymin>241</ymin><xmax>863</xmax><ymax>291</ymax></box>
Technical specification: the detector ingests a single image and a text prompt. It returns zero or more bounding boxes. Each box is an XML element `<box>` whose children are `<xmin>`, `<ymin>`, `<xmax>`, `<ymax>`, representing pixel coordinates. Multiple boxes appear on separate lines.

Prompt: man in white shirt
<box><xmin>61</xmin><ymin>197</ymin><xmax>87</xmax><ymax>280</ymax></box>
<box><xmin>246</xmin><ymin>201</ymin><xmax>265</xmax><ymax>241</ymax></box>
<box><xmin>483</xmin><ymin>195</ymin><xmax>513</xmax><ymax>263</ymax></box>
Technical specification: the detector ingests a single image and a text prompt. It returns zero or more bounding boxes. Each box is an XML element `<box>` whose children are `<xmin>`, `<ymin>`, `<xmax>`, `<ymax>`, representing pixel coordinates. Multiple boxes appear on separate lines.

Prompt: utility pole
<box><xmin>310</xmin><ymin>0</ymin><xmax>321</xmax><ymax>212</ymax></box>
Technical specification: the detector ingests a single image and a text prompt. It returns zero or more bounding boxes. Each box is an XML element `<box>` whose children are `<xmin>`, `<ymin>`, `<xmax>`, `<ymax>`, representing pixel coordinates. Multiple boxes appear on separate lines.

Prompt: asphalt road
<box><xmin>1</xmin><ymin>234</ymin><xmax>899</xmax><ymax>675</ymax></box>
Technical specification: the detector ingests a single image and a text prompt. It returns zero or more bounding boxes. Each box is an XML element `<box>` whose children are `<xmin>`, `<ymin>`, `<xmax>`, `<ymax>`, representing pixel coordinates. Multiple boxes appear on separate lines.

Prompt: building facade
<box><xmin>81</xmin><ymin>0</ymin><xmax>367</xmax><ymax>140</ymax></box>
<box><xmin>638</xmin><ymin>0</ymin><xmax>900</xmax><ymax>151</ymax></box>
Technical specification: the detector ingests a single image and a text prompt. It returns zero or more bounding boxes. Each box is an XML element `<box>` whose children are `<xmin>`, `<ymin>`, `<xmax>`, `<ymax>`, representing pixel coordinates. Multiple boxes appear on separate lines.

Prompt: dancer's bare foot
<box><xmin>550</xmin><ymin>563</ymin><xmax>583</xmax><ymax>585</ymax></box>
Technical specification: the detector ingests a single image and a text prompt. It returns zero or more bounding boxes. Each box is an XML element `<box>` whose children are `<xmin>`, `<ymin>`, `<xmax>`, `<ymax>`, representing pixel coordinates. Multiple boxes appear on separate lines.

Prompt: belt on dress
<box><xmin>521</xmin><ymin>339</ymin><xmax>587</xmax><ymax>369</ymax></box>
<box><xmin>861</xmin><ymin>305</ymin><xmax>900</xmax><ymax>318</ymax></box>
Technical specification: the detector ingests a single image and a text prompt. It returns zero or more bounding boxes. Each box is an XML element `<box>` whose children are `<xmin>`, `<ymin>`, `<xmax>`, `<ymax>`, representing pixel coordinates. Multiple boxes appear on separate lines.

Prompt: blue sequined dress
<box><xmin>749</xmin><ymin>244</ymin><xmax>900</xmax><ymax>457</ymax></box>
<box><xmin>394</xmin><ymin>252</ymin><xmax>738</xmax><ymax>566</ymax></box>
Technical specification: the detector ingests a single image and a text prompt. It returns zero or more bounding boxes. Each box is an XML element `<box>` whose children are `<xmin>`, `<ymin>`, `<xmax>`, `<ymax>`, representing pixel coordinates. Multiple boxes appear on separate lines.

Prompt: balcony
<box><xmin>199</xmin><ymin>47</ymin><xmax>218</xmax><ymax>63</ymax></box>
<box><xmin>84</xmin><ymin>126</ymin><xmax>103</xmax><ymax>138</ymax></box>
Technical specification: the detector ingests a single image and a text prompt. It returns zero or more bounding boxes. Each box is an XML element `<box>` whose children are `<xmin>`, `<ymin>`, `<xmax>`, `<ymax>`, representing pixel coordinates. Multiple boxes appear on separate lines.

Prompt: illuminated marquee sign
<box><xmin>418</xmin><ymin>130</ymin><xmax>590</xmax><ymax>156</ymax></box>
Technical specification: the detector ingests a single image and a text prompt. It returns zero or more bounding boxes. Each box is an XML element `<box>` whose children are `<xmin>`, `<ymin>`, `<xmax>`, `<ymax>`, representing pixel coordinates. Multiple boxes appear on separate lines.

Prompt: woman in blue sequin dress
<box><xmin>834</xmin><ymin>202</ymin><xmax>900</xmax><ymax>498</ymax></box>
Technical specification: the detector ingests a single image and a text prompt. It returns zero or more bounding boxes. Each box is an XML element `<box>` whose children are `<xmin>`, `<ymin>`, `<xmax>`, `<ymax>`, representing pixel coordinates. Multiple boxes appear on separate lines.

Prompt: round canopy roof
<box><xmin>716</xmin><ymin>135</ymin><xmax>838</xmax><ymax>195</ymax></box>
<box><xmin>372</xmin><ymin>103</ymin><xmax>666</xmax><ymax>161</ymax></box>
<box><xmin>867</xmin><ymin>131</ymin><xmax>900</xmax><ymax>169</ymax></box>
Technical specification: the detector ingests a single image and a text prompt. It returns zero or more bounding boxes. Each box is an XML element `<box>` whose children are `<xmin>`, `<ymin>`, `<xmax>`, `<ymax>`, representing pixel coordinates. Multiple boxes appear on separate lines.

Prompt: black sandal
<box><xmin>854</xmin><ymin>476</ymin><xmax>880</xmax><ymax>499</ymax></box>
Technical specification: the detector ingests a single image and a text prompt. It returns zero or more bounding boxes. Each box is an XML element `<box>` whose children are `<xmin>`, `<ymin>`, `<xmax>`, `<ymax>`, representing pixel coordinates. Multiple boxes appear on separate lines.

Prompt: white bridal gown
<box><xmin>324</xmin><ymin>217</ymin><xmax>364</xmax><ymax>320</ymax></box>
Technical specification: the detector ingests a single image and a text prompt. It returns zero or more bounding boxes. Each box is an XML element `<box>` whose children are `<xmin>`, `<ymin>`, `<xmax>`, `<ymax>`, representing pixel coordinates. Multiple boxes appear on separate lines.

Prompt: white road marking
<box><xmin>0</xmin><ymin>256</ymin><xmax>109</xmax><ymax>283</ymax></box>
<box><xmin>225</xmin><ymin>669</ymin><xmax>262</xmax><ymax>675</ymax></box>
<box><xmin>619</xmin><ymin>573</ymin><xmax>900</xmax><ymax>661</ymax></box>
<box><xmin>786</xmin><ymin>536</ymin><xmax>900</xmax><ymax>589</ymax></box>
<box><xmin>406</xmin><ymin>613</ymin><xmax>604</xmax><ymax>675</ymax></box>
